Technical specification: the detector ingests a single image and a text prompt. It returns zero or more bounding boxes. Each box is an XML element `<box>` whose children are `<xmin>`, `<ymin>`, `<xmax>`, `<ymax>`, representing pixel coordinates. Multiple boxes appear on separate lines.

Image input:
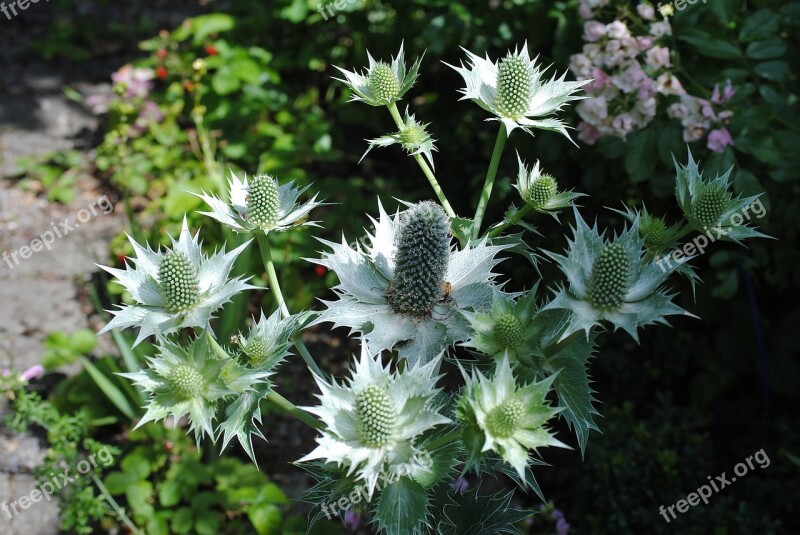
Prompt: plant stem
<box><xmin>255</xmin><ymin>233</ymin><xmax>325</xmax><ymax>379</ymax></box>
<box><xmin>486</xmin><ymin>204</ymin><xmax>532</xmax><ymax>239</ymax></box>
<box><xmin>93</xmin><ymin>474</ymin><xmax>140</xmax><ymax>534</ymax></box>
<box><xmin>472</xmin><ymin>125</ymin><xmax>508</xmax><ymax>239</ymax></box>
<box><xmin>386</xmin><ymin>103</ymin><xmax>456</xmax><ymax>219</ymax></box>
<box><xmin>267</xmin><ymin>390</ymin><xmax>324</xmax><ymax>430</ymax></box>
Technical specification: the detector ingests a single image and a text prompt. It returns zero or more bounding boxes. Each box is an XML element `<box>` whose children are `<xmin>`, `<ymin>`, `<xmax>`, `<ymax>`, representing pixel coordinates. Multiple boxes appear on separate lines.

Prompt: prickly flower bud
<box><xmin>386</xmin><ymin>201</ymin><xmax>451</xmax><ymax>317</ymax></box>
<box><xmin>691</xmin><ymin>186</ymin><xmax>729</xmax><ymax>229</ymax></box>
<box><xmin>368</xmin><ymin>62</ymin><xmax>401</xmax><ymax>103</ymax></box>
<box><xmin>588</xmin><ymin>243</ymin><xmax>631</xmax><ymax>310</ymax></box>
<box><xmin>158</xmin><ymin>252</ymin><xmax>200</xmax><ymax>312</ymax></box>
<box><xmin>247</xmin><ymin>175</ymin><xmax>281</xmax><ymax>228</ymax></box>
<box><xmin>167</xmin><ymin>363</ymin><xmax>206</xmax><ymax>400</ymax></box>
<box><xmin>496</xmin><ymin>55</ymin><xmax>533</xmax><ymax>119</ymax></box>
<box><xmin>355</xmin><ymin>384</ymin><xmax>397</xmax><ymax>447</ymax></box>
<box><xmin>525</xmin><ymin>173</ymin><xmax>558</xmax><ymax>208</ymax></box>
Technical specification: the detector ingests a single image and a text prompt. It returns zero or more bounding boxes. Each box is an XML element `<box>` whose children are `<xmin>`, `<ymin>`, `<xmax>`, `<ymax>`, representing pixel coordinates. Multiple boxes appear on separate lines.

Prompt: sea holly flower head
<box><xmin>310</xmin><ymin>200</ymin><xmax>509</xmax><ymax>364</ymax></box>
<box><xmin>543</xmin><ymin>208</ymin><xmax>692</xmax><ymax>342</ymax></box>
<box><xmin>462</xmin><ymin>287</ymin><xmax>542</xmax><ymax>364</ymax></box>
<box><xmin>446</xmin><ymin>41</ymin><xmax>590</xmax><ymax>140</ymax></box>
<box><xmin>361</xmin><ymin>107</ymin><xmax>437</xmax><ymax>169</ymax></box>
<box><xmin>457</xmin><ymin>356</ymin><xmax>566</xmax><ymax>481</ymax></box>
<box><xmin>235</xmin><ymin>308</ymin><xmax>295</xmax><ymax>369</ymax></box>
<box><xmin>121</xmin><ymin>336</ymin><xmax>269</xmax><ymax>443</ymax></box>
<box><xmin>334</xmin><ymin>42</ymin><xmax>422</xmax><ymax>106</ymax></box>
<box><xmin>674</xmin><ymin>150</ymin><xmax>769</xmax><ymax>241</ymax></box>
<box><xmin>514</xmin><ymin>155</ymin><xmax>584</xmax><ymax>216</ymax></box>
<box><xmin>193</xmin><ymin>172</ymin><xmax>323</xmax><ymax>234</ymax></box>
<box><xmin>98</xmin><ymin>218</ymin><xmax>254</xmax><ymax>346</ymax></box>
<box><xmin>298</xmin><ymin>343</ymin><xmax>451</xmax><ymax>498</ymax></box>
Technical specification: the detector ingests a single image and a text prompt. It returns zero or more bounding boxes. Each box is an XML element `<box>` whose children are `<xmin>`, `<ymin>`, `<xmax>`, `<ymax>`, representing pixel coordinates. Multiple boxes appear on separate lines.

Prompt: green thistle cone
<box><xmin>355</xmin><ymin>385</ymin><xmax>396</xmax><ymax>447</ymax></box>
<box><xmin>167</xmin><ymin>364</ymin><xmax>206</xmax><ymax>400</ymax></box>
<box><xmin>495</xmin><ymin>55</ymin><xmax>532</xmax><ymax>119</ymax></box>
<box><xmin>526</xmin><ymin>174</ymin><xmax>558</xmax><ymax>208</ymax></box>
<box><xmin>247</xmin><ymin>175</ymin><xmax>281</xmax><ymax>228</ymax></box>
<box><xmin>368</xmin><ymin>62</ymin><xmax>401</xmax><ymax>103</ymax></box>
<box><xmin>241</xmin><ymin>336</ymin><xmax>268</xmax><ymax>366</ymax></box>
<box><xmin>493</xmin><ymin>313</ymin><xmax>524</xmax><ymax>349</ymax></box>
<box><xmin>486</xmin><ymin>399</ymin><xmax>525</xmax><ymax>439</ymax></box>
<box><xmin>158</xmin><ymin>252</ymin><xmax>200</xmax><ymax>312</ymax></box>
<box><xmin>692</xmin><ymin>186</ymin><xmax>728</xmax><ymax>228</ymax></box>
<box><xmin>588</xmin><ymin>243</ymin><xmax>631</xmax><ymax>310</ymax></box>
<box><xmin>641</xmin><ymin>217</ymin><xmax>666</xmax><ymax>248</ymax></box>
<box><xmin>386</xmin><ymin>201</ymin><xmax>451</xmax><ymax>317</ymax></box>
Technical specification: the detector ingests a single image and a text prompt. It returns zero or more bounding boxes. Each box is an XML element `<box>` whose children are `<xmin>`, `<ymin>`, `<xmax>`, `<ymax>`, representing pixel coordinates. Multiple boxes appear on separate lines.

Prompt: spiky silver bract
<box><xmin>334</xmin><ymin>43</ymin><xmax>422</xmax><ymax>107</ymax></box>
<box><xmin>98</xmin><ymin>218</ymin><xmax>254</xmax><ymax>346</ymax></box>
<box><xmin>298</xmin><ymin>343</ymin><xmax>451</xmax><ymax>498</ymax></box>
<box><xmin>445</xmin><ymin>42</ymin><xmax>589</xmax><ymax>140</ymax></box>
<box><xmin>457</xmin><ymin>356</ymin><xmax>566</xmax><ymax>482</ymax></box>
<box><xmin>309</xmin><ymin>200</ymin><xmax>509</xmax><ymax>365</ymax></box>
<box><xmin>542</xmin><ymin>209</ymin><xmax>692</xmax><ymax>342</ymax></box>
<box><xmin>514</xmin><ymin>154</ymin><xmax>584</xmax><ymax>216</ymax></box>
<box><xmin>674</xmin><ymin>149</ymin><xmax>769</xmax><ymax>241</ymax></box>
<box><xmin>192</xmin><ymin>171</ymin><xmax>322</xmax><ymax>234</ymax></box>
<box><xmin>120</xmin><ymin>336</ymin><xmax>271</xmax><ymax>444</ymax></box>
<box><xmin>361</xmin><ymin>107</ymin><xmax>437</xmax><ymax>169</ymax></box>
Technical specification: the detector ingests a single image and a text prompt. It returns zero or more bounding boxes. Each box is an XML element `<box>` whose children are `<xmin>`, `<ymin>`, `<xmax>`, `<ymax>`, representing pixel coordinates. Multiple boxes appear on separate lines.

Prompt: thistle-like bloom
<box><xmin>360</xmin><ymin>107</ymin><xmax>437</xmax><ymax>169</ymax></box>
<box><xmin>310</xmin><ymin>200</ymin><xmax>508</xmax><ymax>364</ymax></box>
<box><xmin>674</xmin><ymin>150</ymin><xmax>768</xmax><ymax>241</ymax></box>
<box><xmin>514</xmin><ymin>155</ymin><xmax>584</xmax><ymax>216</ymax></box>
<box><xmin>334</xmin><ymin>43</ymin><xmax>422</xmax><ymax>106</ymax></box>
<box><xmin>99</xmin><ymin>219</ymin><xmax>254</xmax><ymax>345</ymax></box>
<box><xmin>462</xmin><ymin>288</ymin><xmax>541</xmax><ymax>364</ymax></box>
<box><xmin>192</xmin><ymin>172</ymin><xmax>322</xmax><ymax>234</ymax></box>
<box><xmin>446</xmin><ymin>42</ymin><xmax>590</xmax><ymax>140</ymax></box>
<box><xmin>121</xmin><ymin>336</ymin><xmax>270</xmax><ymax>443</ymax></box>
<box><xmin>298</xmin><ymin>343</ymin><xmax>451</xmax><ymax>498</ymax></box>
<box><xmin>219</xmin><ymin>309</ymin><xmax>296</xmax><ymax>460</ymax></box>
<box><xmin>543</xmin><ymin>209</ymin><xmax>692</xmax><ymax>342</ymax></box>
<box><xmin>457</xmin><ymin>356</ymin><xmax>566</xmax><ymax>481</ymax></box>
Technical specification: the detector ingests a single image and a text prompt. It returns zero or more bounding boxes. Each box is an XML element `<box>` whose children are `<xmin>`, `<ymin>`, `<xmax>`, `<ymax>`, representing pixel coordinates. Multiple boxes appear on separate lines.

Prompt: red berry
<box><xmin>156</xmin><ymin>48</ymin><xmax>167</xmax><ymax>59</ymax></box>
<box><xmin>205</xmin><ymin>45</ymin><xmax>218</xmax><ymax>56</ymax></box>
<box><xmin>156</xmin><ymin>67</ymin><xmax>168</xmax><ymax>80</ymax></box>
<box><xmin>314</xmin><ymin>265</ymin><xmax>327</xmax><ymax>277</ymax></box>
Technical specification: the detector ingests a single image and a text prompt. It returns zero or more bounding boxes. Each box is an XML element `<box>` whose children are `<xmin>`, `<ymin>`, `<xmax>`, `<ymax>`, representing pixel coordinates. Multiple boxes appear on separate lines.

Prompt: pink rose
<box><xmin>707</xmin><ymin>128</ymin><xmax>734</xmax><ymax>152</ymax></box>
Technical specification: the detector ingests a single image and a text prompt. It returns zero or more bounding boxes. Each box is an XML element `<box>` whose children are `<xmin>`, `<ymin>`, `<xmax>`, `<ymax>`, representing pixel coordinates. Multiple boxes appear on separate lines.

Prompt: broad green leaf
<box><xmin>247</xmin><ymin>503</ymin><xmax>283</xmax><ymax>535</ymax></box>
<box><xmin>372</xmin><ymin>478</ymin><xmax>429</xmax><ymax>535</ymax></box>
<box><xmin>753</xmin><ymin>61</ymin><xmax>789</xmax><ymax>82</ymax></box>
<box><xmin>746</xmin><ymin>38</ymin><xmax>787</xmax><ymax>60</ymax></box>
<box><xmin>624</xmin><ymin>127</ymin><xmax>658</xmax><ymax>183</ymax></box>
<box><xmin>158</xmin><ymin>480</ymin><xmax>181</xmax><ymax>507</ymax></box>
<box><xmin>739</xmin><ymin>9</ymin><xmax>781</xmax><ymax>42</ymax></box>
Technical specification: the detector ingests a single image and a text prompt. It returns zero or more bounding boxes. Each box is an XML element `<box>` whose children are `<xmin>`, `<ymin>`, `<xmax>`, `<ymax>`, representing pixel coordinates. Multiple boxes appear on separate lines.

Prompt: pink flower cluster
<box><xmin>667</xmin><ymin>80</ymin><xmax>735</xmax><ymax>152</ymax></box>
<box><xmin>569</xmin><ymin>2</ymin><xmax>735</xmax><ymax>152</ymax></box>
<box><xmin>85</xmin><ymin>65</ymin><xmax>164</xmax><ymax>138</ymax></box>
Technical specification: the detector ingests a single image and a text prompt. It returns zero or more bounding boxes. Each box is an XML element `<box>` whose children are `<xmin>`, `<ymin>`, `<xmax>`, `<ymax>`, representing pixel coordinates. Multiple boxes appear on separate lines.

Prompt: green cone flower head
<box><xmin>99</xmin><ymin>218</ymin><xmax>254</xmax><ymax>346</ymax></box>
<box><xmin>462</xmin><ymin>288</ymin><xmax>542</xmax><ymax>364</ymax></box>
<box><xmin>235</xmin><ymin>309</ymin><xmax>295</xmax><ymax>369</ymax></box>
<box><xmin>543</xmin><ymin>208</ymin><xmax>691</xmax><ymax>342</ymax></box>
<box><xmin>446</xmin><ymin>42</ymin><xmax>590</xmax><ymax>139</ymax></box>
<box><xmin>457</xmin><ymin>356</ymin><xmax>566</xmax><ymax>481</ymax></box>
<box><xmin>298</xmin><ymin>343</ymin><xmax>451</xmax><ymax>498</ymax></box>
<box><xmin>334</xmin><ymin>43</ymin><xmax>422</xmax><ymax>106</ymax></box>
<box><xmin>361</xmin><ymin>107</ymin><xmax>437</xmax><ymax>169</ymax></box>
<box><xmin>514</xmin><ymin>154</ymin><xmax>584</xmax><ymax>215</ymax></box>
<box><xmin>674</xmin><ymin>149</ymin><xmax>769</xmax><ymax>241</ymax></box>
<box><xmin>120</xmin><ymin>336</ymin><xmax>270</xmax><ymax>443</ymax></box>
<box><xmin>193</xmin><ymin>171</ymin><xmax>323</xmax><ymax>234</ymax></box>
<box><xmin>309</xmin><ymin>200</ymin><xmax>509</xmax><ymax>364</ymax></box>
<box><xmin>385</xmin><ymin>201</ymin><xmax>451</xmax><ymax>317</ymax></box>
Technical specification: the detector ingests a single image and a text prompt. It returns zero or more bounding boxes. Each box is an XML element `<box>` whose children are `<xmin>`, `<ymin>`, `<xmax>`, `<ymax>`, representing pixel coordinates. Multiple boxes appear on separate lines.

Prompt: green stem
<box><xmin>93</xmin><ymin>474</ymin><xmax>140</xmax><ymax>534</ymax></box>
<box><xmin>486</xmin><ymin>204</ymin><xmax>532</xmax><ymax>239</ymax></box>
<box><xmin>267</xmin><ymin>390</ymin><xmax>324</xmax><ymax>430</ymax></box>
<box><xmin>472</xmin><ymin>125</ymin><xmax>508</xmax><ymax>239</ymax></box>
<box><xmin>255</xmin><ymin>233</ymin><xmax>325</xmax><ymax>379</ymax></box>
<box><xmin>387</xmin><ymin>103</ymin><xmax>456</xmax><ymax>219</ymax></box>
